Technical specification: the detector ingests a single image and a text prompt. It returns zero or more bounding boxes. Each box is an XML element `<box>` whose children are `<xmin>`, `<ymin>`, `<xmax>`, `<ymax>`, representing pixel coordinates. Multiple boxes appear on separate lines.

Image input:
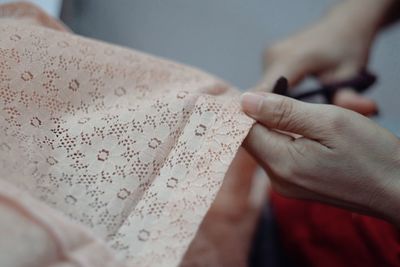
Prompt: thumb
<box><xmin>243</xmin><ymin>123</ymin><xmax>293</xmax><ymax>167</ymax></box>
<box><xmin>241</xmin><ymin>92</ymin><xmax>334</xmax><ymax>141</ymax></box>
<box><xmin>243</xmin><ymin>123</ymin><xmax>319</xmax><ymax>182</ymax></box>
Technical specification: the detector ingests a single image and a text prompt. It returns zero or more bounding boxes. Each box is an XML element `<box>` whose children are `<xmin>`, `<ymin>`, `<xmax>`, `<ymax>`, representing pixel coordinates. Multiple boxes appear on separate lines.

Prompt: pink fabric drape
<box><xmin>0</xmin><ymin>3</ymin><xmax>263</xmax><ymax>267</ymax></box>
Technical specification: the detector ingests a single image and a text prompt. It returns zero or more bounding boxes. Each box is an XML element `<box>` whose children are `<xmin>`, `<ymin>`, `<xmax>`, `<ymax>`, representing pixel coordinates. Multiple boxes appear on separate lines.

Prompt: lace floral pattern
<box><xmin>0</xmin><ymin>11</ymin><xmax>253</xmax><ymax>267</ymax></box>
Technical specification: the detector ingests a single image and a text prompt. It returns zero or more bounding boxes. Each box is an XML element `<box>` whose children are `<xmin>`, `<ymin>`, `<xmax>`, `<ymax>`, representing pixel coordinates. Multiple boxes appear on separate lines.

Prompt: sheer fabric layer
<box><xmin>0</xmin><ymin>10</ymin><xmax>253</xmax><ymax>267</ymax></box>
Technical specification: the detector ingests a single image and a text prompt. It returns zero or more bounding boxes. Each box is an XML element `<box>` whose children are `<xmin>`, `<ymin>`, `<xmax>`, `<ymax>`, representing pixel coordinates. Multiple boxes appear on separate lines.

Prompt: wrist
<box><xmin>375</xmin><ymin>143</ymin><xmax>400</xmax><ymax>227</ymax></box>
<box><xmin>380</xmin><ymin>177</ymin><xmax>400</xmax><ymax>227</ymax></box>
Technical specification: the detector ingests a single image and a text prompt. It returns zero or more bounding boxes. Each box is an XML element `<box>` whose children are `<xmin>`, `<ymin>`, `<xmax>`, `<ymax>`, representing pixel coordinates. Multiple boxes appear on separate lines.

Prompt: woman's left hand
<box><xmin>241</xmin><ymin>92</ymin><xmax>400</xmax><ymax>226</ymax></box>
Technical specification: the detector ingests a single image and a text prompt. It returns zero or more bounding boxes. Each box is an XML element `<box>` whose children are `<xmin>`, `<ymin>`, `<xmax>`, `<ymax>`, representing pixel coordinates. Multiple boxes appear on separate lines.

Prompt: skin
<box><xmin>243</xmin><ymin>0</ymin><xmax>400</xmax><ymax>226</ymax></box>
<box><xmin>258</xmin><ymin>0</ymin><xmax>399</xmax><ymax>116</ymax></box>
<box><xmin>241</xmin><ymin>92</ymin><xmax>400</xmax><ymax>226</ymax></box>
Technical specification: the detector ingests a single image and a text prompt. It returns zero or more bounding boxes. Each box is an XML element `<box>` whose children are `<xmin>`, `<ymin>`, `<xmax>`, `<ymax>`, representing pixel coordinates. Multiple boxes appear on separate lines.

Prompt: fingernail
<box><xmin>240</xmin><ymin>92</ymin><xmax>263</xmax><ymax>115</ymax></box>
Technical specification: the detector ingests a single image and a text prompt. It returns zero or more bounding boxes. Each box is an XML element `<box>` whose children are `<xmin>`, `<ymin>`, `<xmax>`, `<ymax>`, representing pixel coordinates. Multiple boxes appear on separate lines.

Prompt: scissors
<box><xmin>272</xmin><ymin>69</ymin><xmax>377</xmax><ymax>105</ymax></box>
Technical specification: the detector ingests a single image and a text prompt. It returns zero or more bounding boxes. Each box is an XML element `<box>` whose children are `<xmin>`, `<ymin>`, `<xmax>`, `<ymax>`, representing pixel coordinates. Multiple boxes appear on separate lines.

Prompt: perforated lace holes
<box><xmin>30</xmin><ymin>116</ymin><xmax>41</xmax><ymax>127</ymax></box>
<box><xmin>21</xmin><ymin>71</ymin><xmax>33</xmax><ymax>81</ymax></box>
<box><xmin>148</xmin><ymin>138</ymin><xmax>161</xmax><ymax>149</ymax></box>
<box><xmin>167</xmin><ymin>177</ymin><xmax>178</xmax><ymax>189</ymax></box>
<box><xmin>117</xmin><ymin>188</ymin><xmax>130</xmax><ymax>200</ymax></box>
<box><xmin>65</xmin><ymin>195</ymin><xmax>77</xmax><ymax>205</ymax></box>
<box><xmin>114</xmin><ymin>86</ymin><xmax>126</xmax><ymax>97</ymax></box>
<box><xmin>68</xmin><ymin>79</ymin><xmax>79</xmax><ymax>92</ymax></box>
<box><xmin>138</xmin><ymin>229</ymin><xmax>150</xmax><ymax>241</ymax></box>
<box><xmin>194</xmin><ymin>124</ymin><xmax>207</xmax><ymax>136</ymax></box>
<box><xmin>46</xmin><ymin>156</ymin><xmax>57</xmax><ymax>165</ymax></box>
<box><xmin>10</xmin><ymin>34</ymin><xmax>21</xmax><ymax>41</ymax></box>
<box><xmin>97</xmin><ymin>149</ymin><xmax>109</xmax><ymax>161</ymax></box>
<box><xmin>177</xmin><ymin>90</ymin><xmax>188</xmax><ymax>99</ymax></box>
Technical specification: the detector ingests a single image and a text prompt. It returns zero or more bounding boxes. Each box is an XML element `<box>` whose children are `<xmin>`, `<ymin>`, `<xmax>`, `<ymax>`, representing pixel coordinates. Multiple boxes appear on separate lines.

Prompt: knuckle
<box><xmin>271</xmin><ymin>98</ymin><xmax>295</xmax><ymax>130</ymax></box>
<box><xmin>328</xmin><ymin>107</ymin><xmax>349</xmax><ymax>131</ymax></box>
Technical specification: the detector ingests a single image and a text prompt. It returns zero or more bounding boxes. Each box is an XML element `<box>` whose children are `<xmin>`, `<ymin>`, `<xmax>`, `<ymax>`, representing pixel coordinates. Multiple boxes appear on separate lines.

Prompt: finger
<box><xmin>243</xmin><ymin>123</ymin><xmax>293</xmax><ymax>167</ymax></box>
<box><xmin>244</xmin><ymin>124</ymin><xmax>320</xmax><ymax>182</ymax></box>
<box><xmin>333</xmin><ymin>88</ymin><xmax>378</xmax><ymax>116</ymax></box>
<box><xmin>257</xmin><ymin>60</ymin><xmax>308</xmax><ymax>92</ymax></box>
<box><xmin>318</xmin><ymin>65</ymin><xmax>378</xmax><ymax>116</ymax></box>
<box><xmin>241</xmin><ymin>92</ymin><xmax>334</xmax><ymax>141</ymax></box>
<box><xmin>258</xmin><ymin>49</ymin><xmax>333</xmax><ymax>92</ymax></box>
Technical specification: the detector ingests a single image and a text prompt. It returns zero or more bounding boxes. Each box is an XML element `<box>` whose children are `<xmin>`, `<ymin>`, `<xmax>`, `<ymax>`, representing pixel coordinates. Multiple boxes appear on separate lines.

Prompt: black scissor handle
<box><xmin>273</xmin><ymin>70</ymin><xmax>377</xmax><ymax>104</ymax></box>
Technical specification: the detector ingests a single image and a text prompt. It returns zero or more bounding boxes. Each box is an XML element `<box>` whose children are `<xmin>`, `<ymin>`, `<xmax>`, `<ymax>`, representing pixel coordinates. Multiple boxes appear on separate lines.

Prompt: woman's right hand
<box><xmin>241</xmin><ymin>91</ymin><xmax>400</xmax><ymax>226</ymax></box>
<box><xmin>259</xmin><ymin>0</ymin><xmax>393</xmax><ymax>116</ymax></box>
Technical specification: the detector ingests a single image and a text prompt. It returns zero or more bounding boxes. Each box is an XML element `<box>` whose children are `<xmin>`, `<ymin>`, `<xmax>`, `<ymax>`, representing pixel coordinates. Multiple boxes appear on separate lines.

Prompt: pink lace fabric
<box><xmin>0</xmin><ymin>3</ymin><xmax>256</xmax><ymax>267</ymax></box>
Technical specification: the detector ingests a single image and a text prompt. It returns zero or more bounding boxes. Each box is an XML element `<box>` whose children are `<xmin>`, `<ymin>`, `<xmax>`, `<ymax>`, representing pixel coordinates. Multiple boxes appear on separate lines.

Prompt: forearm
<box><xmin>326</xmin><ymin>0</ymin><xmax>399</xmax><ymax>41</ymax></box>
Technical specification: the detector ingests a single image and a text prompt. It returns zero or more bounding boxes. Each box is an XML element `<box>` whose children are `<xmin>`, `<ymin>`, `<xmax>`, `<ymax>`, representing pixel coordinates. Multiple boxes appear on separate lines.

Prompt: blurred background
<box><xmin>0</xmin><ymin>1</ymin><xmax>398</xmax><ymax>265</ymax></box>
<box><xmin>4</xmin><ymin>0</ymin><xmax>400</xmax><ymax>134</ymax></box>
<box><xmin>60</xmin><ymin>0</ymin><xmax>400</xmax><ymax>135</ymax></box>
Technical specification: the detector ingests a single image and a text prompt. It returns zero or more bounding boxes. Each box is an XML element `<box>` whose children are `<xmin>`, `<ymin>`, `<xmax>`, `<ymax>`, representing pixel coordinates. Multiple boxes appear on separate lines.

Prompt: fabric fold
<box><xmin>0</xmin><ymin>4</ymin><xmax>255</xmax><ymax>267</ymax></box>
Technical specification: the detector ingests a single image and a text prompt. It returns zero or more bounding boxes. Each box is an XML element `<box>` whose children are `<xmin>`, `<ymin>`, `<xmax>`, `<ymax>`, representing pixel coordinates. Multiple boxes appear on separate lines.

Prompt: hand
<box><xmin>259</xmin><ymin>0</ymin><xmax>393</xmax><ymax>115</ymax></box>
<box><xmin>241</xmin><ymin>92</ymin><xmax>400</xmax><ymax>226</ymax></box>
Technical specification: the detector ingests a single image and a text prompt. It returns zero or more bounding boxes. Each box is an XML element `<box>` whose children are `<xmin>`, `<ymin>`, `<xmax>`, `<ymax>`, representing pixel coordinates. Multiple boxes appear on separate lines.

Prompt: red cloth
<box><xmin>270</xmin><ymin>190</ymin><xmax>400</xmax><ymax>267</ymax></box>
